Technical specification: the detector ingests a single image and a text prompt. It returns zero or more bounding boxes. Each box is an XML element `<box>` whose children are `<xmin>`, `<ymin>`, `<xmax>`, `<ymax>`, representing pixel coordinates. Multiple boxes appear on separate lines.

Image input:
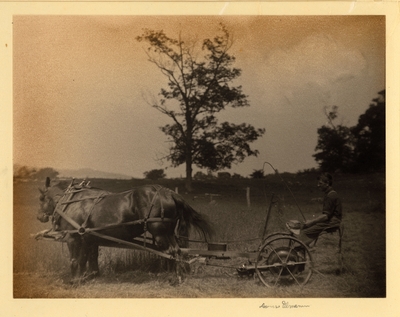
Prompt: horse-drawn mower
<box><xmin>33</xmin><ymin>163</ymin><xmax>343</xmax><ymax>288</ymax></box>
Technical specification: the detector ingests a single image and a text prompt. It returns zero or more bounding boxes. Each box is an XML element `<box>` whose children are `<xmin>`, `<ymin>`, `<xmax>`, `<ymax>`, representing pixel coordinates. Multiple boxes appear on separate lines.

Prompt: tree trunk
<box><xmin>185</xmin><ymin>114</ymin><xmax>193</xmax><ymax>192</ymax></box>
<box><xmin>185</xmin><ymin>162</ymin><xmax>193</xmax><ymax>192</ymax></box>
<box><xmin>185</xmin><ymin>144</ymin><xmax>193</xmax><ymax>192</ymax></box>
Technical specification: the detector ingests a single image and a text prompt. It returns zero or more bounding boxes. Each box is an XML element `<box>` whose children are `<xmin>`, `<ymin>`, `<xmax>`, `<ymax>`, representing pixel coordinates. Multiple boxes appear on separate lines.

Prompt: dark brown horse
<box><xmin>37</xmin><ymin>177</ymin><xmax>213</xmax><ymax>283</ymax></box>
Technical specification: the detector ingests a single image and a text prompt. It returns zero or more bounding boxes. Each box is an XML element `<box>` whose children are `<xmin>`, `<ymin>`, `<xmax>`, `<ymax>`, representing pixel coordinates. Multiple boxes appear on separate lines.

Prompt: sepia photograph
<box><xmin>2</xmin><ymin>1</ymin><xmax>399</xmax><ymax>316</ymax></box>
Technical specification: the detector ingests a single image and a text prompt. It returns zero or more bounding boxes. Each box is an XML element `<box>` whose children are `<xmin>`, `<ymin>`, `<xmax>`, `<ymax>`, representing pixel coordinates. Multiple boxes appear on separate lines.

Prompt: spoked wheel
<box><xmin>255</xmin><ymin>235</ymin><xmax>314</xmax><ymax>287</ymax></box>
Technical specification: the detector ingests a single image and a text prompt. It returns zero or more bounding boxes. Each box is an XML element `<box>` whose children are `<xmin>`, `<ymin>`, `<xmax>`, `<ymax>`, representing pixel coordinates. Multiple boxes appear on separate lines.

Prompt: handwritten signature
<box><xmin>259</xmin><ymin>301</ymin><xmax>310</xmax><ymax>309</ymax></box>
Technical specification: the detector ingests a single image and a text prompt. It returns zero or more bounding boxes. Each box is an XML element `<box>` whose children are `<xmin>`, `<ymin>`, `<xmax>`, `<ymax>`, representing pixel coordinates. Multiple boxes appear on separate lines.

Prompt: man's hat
<box><xmin>318</xmin><ymin>173</ymin><xmax>333</xmax><ymax>186</ymax></box>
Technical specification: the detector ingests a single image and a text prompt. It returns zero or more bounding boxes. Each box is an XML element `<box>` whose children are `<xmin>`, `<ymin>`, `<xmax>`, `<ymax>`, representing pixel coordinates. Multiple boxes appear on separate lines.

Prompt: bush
<box><xmin>194</xmin><ymin>171</ymin><xmax>215</xmax><ymax>180</ymax></box>
<box><xmin>250</xmin><ymin>169</ymin><xmax>264</xmax><ymax>179</ymax></box>
<box><xmin>143</xmin><ymin>169</ymin><xmax>166</xmax><ymax>180</ymax></box>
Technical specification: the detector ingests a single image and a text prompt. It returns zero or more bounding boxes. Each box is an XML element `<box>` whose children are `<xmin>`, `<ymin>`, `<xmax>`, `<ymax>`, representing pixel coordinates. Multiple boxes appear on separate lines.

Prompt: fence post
<box><xmin>175</xmin><ymin>187</ymin><xmax>179</xmax><ymax>194</ymax></box>
<box><xmin>246</xmin><ymin>187</ymin><xmax>251</xmax><ymax>209</ymax></box>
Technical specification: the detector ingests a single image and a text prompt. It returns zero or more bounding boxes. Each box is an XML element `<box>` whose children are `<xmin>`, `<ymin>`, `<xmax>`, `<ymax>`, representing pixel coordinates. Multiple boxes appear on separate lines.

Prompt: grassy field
<box><xmin>13</xmin><ymin>172</ymin><xmax>386</xmax><ymax>298</ymax></box>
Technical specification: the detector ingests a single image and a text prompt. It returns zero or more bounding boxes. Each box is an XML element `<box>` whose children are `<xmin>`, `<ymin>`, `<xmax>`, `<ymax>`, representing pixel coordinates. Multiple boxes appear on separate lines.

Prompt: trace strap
<box><xmin>54</xmin><ymin>193</ymin><xmax>84</xmax><ymax>233</ymax></box>
<box><xmin>142</xmin><ymin>185</ymin><xmax>166</xmax><ymax>248</ymax></box>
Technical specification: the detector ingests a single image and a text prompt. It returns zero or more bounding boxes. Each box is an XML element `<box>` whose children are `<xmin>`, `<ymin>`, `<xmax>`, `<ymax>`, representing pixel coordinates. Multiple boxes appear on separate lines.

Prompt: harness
<box><xmin>49</xmin><ymin>184</ymin><xmax>178</xmax><ymax>250</ymax></box>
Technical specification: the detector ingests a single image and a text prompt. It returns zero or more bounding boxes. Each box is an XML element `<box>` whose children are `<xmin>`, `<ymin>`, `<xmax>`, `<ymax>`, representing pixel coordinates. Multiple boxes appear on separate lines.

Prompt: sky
<box><xmin>13</xmin><ymin>15</ymin><xmax>385</xmax><ymax>178</ymax></box>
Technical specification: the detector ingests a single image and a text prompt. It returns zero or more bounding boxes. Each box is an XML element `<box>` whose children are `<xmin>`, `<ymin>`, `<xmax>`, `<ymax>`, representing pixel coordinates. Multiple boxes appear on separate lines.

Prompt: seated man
<box><xmin>287</xmin><ymin>173</ymin><xmax>342</xmax><ymax>247</ymax></box>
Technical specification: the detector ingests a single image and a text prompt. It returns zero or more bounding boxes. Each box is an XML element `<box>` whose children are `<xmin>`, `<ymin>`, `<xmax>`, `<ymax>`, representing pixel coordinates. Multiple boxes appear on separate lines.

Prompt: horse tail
<box><xmin>171</xmin><ymin>192</ymin><xmax>214</xmax><ymax>242</ymax></box>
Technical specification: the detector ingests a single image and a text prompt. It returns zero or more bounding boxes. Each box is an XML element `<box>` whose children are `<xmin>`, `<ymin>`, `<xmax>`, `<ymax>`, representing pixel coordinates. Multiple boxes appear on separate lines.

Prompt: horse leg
<box><xmin>77</xmin><ymin>238</ymin><xmax>101</xmax><ymax>281</ymax></box>
<box><xmin>174</xmin><ymin>252</ymin><xmax>184</xmax><ymax>285</ymax></box>
<box><xmin>148</xmin><ymin>219</ymin><xmax>186</xmax><ymax>284</ymax></box>
<box><xmin>152</xmin><ymin>234</ymin><xmax>182</xmax><ymax>284</ymax></box>
<box><xmin>167</xmin><ymin>235</ymin><xmax>184</xmax><ymax>285</ymax></box>
<box><xmin>78</xmin><ymin>240</ymin><xmax>89</xmax><ymax>278</ymax></box>
<box><xmin>66</xmin><ymin>237</ymin><xmax>82</xmax><ymax>282</ymax></box>
<box><xmin>87</xmin><ymin>244</ymin><xmax>100</xmax><ymax>278</ymax></box>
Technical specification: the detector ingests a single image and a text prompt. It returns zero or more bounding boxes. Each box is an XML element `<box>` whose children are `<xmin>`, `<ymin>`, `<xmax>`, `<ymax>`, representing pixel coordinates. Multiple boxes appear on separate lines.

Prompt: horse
<box><xmin>36</xmin><ymin>177</ymin><xmax>214</xmax><ymax>283</ymax></box>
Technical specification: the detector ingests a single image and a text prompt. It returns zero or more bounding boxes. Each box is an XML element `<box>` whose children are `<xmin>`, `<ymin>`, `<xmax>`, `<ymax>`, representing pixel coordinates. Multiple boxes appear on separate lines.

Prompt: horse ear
<box><xmin>45</xmin><ymin>177</ymin><xmax>51</xmax><ymax>188</ymax></box>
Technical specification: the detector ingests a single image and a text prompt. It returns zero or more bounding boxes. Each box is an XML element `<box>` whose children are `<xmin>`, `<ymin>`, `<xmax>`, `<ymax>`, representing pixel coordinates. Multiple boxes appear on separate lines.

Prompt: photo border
<box><xmin>1</xmin><ymin>1</ymin><xmax>399</xmax><ymax>316</ymax></box>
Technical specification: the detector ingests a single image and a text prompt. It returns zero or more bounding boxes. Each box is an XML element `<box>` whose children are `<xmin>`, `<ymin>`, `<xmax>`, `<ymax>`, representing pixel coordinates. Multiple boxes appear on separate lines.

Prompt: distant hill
<box><xmin>58</xmin><ymin>168</ymin><xmax>132</xmax><ymax>180</ymax></box>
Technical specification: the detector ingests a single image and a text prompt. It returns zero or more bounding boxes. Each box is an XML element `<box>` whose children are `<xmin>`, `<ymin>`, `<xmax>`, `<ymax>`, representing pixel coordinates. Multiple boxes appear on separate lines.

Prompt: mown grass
<box><xmin>13</xmin><ymin>173</ymin><xmax>385</xmax><ymax>298</ymax></box>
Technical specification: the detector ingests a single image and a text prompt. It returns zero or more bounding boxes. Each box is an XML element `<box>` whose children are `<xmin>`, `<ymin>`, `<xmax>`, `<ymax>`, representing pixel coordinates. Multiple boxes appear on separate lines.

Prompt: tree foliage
<box><xmin>137</xmin><ymin>24</ymin><xmax>265</xmax><ymax>190</ymax></box>
<box><xmin>313</xmin><ymin>90</ymin><xmax>385</xmax><ymax>173</ymax></box>
<box><xmin>250</xmin><ymin>169</ymin><xmax>265</xmax><ymax>179</ymax></box>
<box><xmin>143</xmin><ymin>169</ymin><xmax>166</xmax><ymax>180</ymax></box>
<box><xmin>14</xmin><ymin>165</ymin><xmax>59</xmax><ymax>180</ymax></box>
<box><xmin>351</xmin><ymin>91</ymin><xmax>385</xmax><ymax>172</ymax></box>
<box><xmin>313</xmin><ymin>124</ymin><xmax>354</xmax><ymax>173</ymax></box>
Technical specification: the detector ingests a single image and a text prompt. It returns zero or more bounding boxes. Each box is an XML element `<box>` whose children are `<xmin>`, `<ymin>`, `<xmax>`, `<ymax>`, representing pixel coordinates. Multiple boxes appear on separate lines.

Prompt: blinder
<box><xmin>37</xmin><ymin>186</ymin><xmax>62</xmax><ymax>221</ymax></box>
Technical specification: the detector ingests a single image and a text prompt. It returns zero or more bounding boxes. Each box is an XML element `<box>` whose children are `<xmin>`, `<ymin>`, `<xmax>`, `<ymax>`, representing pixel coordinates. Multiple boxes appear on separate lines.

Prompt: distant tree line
<box><xmin>313</xmin><ymin>90</ymin><xmax>385</xmax><ymax>173</ymax></box>
<box><xmin>14</xmin><ymin>165</ymin><xmax>59</xmax><ymax>180</ymax></box>
<box><xmin>143</xmin><ymin>168</ymin><xmax>244</xmax><ymax>180</ymax></box>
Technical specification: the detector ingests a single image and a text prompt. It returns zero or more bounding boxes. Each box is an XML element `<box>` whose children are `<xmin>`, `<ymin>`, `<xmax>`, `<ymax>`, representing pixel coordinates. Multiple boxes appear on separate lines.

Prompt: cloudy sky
<box><xmin>13</xmin><ymin>15</ymin><xmax>385</xmax><ymax>178</ymax></box>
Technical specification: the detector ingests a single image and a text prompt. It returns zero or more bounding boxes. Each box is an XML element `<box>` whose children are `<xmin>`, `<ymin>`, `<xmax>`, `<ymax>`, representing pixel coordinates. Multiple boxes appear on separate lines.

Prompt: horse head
<box><xmin>37</xmin><ymin>177</ymin><xmax>64</xmax><ymax>223</ymax></box>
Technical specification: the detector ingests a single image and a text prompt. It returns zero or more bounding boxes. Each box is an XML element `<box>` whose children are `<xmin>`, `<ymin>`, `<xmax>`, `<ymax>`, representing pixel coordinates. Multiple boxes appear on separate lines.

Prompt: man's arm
<box><xmin>303</xmin><ymin>214</ymin><xmax>328</xmax><ymax>228</ymax></box>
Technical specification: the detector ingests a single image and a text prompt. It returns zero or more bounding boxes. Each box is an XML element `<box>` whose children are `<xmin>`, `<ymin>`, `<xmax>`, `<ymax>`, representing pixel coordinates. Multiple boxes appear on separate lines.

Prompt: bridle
<box><xmin>39</xmin><ymin>187</ymin><xmax>64</xmax><ymax>218</ymax></box>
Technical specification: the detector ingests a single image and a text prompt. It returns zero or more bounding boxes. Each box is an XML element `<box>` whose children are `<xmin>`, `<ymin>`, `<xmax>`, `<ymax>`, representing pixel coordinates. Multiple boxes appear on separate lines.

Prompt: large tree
<box><xmin>137</xmin><ymin>24</ymin><xmax>265</xmax><ymax>191</ymax></box>
<box><xmin>313</xmin><ymin>105</ymin><xmax>354</xmax><ymax>172</ymax></box>
<box><xmin>313</xmin><ymin>123</ymin><xmax>354</xmax><ymax>173</ymax></box>
<box><xmin>351</xmin><ymin>90</ymin><xmax>385</xmax><ymax>173</ymax></box>
<box><xmin>313</xmin><ymin>90</ymin><xmax>385</xmax><ymax>173</ymax></box>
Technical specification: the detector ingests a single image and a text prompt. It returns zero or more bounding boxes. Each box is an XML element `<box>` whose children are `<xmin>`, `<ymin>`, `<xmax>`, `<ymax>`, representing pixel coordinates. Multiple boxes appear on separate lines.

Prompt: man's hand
<box><xmin>303</xmin><ymin>220</ymin><xmax>314</xmax><ymax>228</ymax></box>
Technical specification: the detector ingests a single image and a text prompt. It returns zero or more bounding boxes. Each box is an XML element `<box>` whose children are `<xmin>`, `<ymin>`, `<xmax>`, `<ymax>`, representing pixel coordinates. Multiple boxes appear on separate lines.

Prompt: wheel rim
<box><xmin>255</xmin><ymin>235</ymin><xmax>313</xmax><ymax>287</ymax></box>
